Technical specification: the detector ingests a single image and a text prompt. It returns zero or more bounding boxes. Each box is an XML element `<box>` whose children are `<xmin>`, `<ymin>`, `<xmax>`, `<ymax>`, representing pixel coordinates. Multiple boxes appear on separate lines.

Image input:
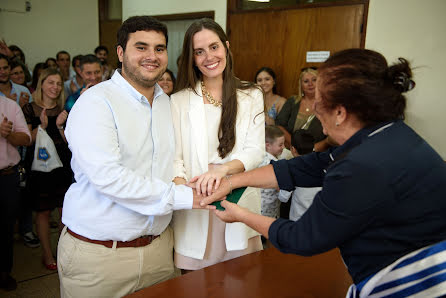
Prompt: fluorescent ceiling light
<box><xmin>247</xmin><ymin>0</ymin><xmax>270</xmax><ymax>2</ymax></box>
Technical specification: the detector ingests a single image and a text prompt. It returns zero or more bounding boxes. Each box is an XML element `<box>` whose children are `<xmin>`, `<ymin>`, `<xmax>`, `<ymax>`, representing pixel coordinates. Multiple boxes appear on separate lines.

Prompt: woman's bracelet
<box><xmin>225</xmin><ymin>175</ymin><xmax>233</xmax><ymax>194</ymax></box>
<box><xmin>57</xmin><ymin>125</ymin><xmax>64</xmax><ymax>130</ymax></box>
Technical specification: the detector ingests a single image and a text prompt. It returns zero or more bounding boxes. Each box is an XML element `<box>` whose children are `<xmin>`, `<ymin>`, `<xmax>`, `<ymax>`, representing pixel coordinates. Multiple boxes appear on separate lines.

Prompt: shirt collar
<box><xmin>328</xmin><ymin>120</ymin><xmax>397</xmax><ymax>162</ymax></box>
<box><xmin>111</xmin><ymin>69</ymin><xmax>164</xmax><ymax>104</ymax></box>
<box><xmin>266</xmin><ymin>152</ymin><xmax>279</xmax><ymax>161</ymax></box>
<box><xmin>9</xmin><ymin>81</ymin><xmax>18</xmax><ymax>93</ymax></box>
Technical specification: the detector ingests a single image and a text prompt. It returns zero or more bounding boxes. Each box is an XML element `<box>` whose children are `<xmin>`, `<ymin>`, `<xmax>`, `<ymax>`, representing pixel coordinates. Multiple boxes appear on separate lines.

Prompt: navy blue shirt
<box><xmin>269</xmin><ymin>120</ymin><xmax>446</xmax><ymax>284</ymax></box>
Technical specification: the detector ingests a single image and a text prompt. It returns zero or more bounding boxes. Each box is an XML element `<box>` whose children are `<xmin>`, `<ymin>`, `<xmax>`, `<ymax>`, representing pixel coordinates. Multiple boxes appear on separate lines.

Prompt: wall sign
<box><xmin>306</xmin><ymin>51</ymin><xmax>330</xmax><ymax>62</ymax></box>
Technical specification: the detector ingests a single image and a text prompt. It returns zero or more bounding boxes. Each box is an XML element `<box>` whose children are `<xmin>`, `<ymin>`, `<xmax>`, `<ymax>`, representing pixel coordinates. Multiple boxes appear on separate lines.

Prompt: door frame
<box><xmin>151</xmin><ymin>11</ymin><xmax>215</xmax><ymax>22</ymax></box>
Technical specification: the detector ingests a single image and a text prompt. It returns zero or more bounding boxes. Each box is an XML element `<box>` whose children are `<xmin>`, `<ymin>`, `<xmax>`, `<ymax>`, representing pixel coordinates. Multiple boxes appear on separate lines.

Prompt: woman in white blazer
<box><xmin>171</xmin><ymin>18</ymin><xmax>265</xmax><ymax>271</ymax></box>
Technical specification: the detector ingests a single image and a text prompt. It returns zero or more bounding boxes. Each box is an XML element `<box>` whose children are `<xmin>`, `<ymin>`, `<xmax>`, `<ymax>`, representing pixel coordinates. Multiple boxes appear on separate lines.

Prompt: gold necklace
<box><xmin>201</xmin><ymin>81</ymin><xmax>222</xmax><ymax>107</ymax></box>
<box><xmin>302</xmin><ymin>97</ymin><xmax>313</xmax><ymax>113</ymax></box>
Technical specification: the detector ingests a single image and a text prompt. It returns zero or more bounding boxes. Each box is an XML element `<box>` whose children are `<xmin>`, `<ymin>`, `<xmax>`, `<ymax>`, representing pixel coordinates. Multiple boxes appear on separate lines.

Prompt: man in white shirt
<box><xmin>58</xmin><ymin>16</ymin><xmax>206</xmax><ymax>297</ymax></box>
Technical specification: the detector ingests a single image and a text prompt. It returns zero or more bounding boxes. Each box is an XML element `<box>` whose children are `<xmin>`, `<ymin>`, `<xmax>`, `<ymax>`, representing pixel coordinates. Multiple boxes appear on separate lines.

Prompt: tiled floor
<box><xmin>1</xmin><ymin>214</ymin><xmax>61</xmax><ymax>298</ymax></box>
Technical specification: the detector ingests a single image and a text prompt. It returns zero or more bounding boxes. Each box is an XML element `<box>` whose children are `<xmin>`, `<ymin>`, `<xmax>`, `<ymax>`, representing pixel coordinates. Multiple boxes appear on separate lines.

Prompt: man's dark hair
<box><xmin>0</xmin><ymin>54</ymin><xmax>10</xmax><ymax>66</ymax></box>
<box><xmin>117</xmin><ymin>16</ymin><xmax>168</xmax><ymax>51</ymax></box>
<box><xmin>72</xmin><ymin>55</ymin><xmax>83</xmax><ymax>68</ymax></box>
<box><xmin>56</xmin><ymin>50</ymin><xmax>70</xmax><ymax>60</ymax></box>
<box><xmin>79</xmin><ymin>54</ymin><xmax>101</xmax><ymax>71</ymax></box>
<box><xmin>94</xmin><ymin>45</ymin><xmax>109</xmax><ymax>54</ymax></box>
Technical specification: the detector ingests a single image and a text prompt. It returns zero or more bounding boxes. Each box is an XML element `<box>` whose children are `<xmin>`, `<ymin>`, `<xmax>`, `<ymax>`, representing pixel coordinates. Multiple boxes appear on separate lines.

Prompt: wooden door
<box><xmin>228</xmin><ymin>2</ymin><xmax>367</xmax><ymax>98</ymax></box>
<box><xmin>99</xmin><ymin>20</ymin><xmax>122</xmax><ymax>69</ymax></box>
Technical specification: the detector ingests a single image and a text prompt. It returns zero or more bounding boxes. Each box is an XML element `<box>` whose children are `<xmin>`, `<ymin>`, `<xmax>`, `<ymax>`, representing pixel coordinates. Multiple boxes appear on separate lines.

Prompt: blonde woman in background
<box><xmin>276</xmin><ymin>68</ymin><xmax>329</xmax><ymax>150</ymax></box>
<box><xmin>21</xmin><ymin>68</ymin><xmax>71</xmax><ymax>270</ymax></box>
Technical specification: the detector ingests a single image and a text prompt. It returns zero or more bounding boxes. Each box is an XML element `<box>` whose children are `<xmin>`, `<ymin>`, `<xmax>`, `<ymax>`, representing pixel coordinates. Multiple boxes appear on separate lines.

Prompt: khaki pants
<box><xmin>57</xmin><ymin>226</ymin><xmax>175</xmax><ymax>298</ymax></box>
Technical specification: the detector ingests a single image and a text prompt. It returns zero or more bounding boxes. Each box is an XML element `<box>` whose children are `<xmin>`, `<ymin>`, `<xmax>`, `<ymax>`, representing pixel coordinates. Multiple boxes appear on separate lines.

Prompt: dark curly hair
<box><xmin>317</xmin><ymin>48</ymin><xmax>415</xmax><ymax>126</ymax></box>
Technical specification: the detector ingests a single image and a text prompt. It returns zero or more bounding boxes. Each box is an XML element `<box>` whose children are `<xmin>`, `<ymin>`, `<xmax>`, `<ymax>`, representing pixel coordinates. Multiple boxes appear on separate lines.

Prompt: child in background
<box><xmin>279</xmin><ymin>129</ymin><xmax>322</xmax><ymax>221</ymax></box>
<box><xmin>259</xmin><ymin>126</ymin><xmax>285</xmax><ymax>218</ymax></box>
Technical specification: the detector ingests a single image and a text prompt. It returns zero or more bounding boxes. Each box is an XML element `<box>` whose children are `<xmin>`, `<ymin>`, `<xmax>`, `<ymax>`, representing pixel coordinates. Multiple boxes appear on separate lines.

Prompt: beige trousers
<box><xmin>57</xmin><ymin>226</ymin><xmax>175</xmax><ymax>298</ymax></box>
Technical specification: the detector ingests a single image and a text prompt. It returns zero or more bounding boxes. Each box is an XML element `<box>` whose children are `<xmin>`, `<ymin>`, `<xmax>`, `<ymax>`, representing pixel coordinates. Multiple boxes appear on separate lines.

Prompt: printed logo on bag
<box><xmin>37</xmin><ymin>147</ymin><xmax>50</xmax><ymax>161</ymax></box>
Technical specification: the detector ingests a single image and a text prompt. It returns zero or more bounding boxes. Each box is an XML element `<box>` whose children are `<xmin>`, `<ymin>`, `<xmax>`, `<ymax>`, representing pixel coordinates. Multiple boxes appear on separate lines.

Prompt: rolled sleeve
<box><xmin>272</xmin><ymin>152</ymin><xmax>330</xmax><ymax>190</ymax></box>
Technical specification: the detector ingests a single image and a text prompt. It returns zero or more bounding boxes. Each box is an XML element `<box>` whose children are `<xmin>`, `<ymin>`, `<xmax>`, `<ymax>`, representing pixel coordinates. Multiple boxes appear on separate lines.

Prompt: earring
<box><xmin>335</xmin><ymin>122</ymin><xmax>339</xmax><ymax>126</ymax></box>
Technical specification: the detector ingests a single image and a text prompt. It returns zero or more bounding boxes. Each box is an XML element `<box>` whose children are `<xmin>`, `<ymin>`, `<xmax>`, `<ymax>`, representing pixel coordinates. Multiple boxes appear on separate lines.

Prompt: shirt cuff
<box><xmin>173</xmin><ymin>184</ymin><xmax>193</xmax><ymax>210</ymax></box>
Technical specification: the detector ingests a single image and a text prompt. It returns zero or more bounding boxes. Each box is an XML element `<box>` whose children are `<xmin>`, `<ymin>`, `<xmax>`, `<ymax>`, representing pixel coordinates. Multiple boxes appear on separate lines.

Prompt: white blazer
<box><xmin>170</xmin><ymin>82</ymin><xmax>265</xmax><ymax>260</ymax></box>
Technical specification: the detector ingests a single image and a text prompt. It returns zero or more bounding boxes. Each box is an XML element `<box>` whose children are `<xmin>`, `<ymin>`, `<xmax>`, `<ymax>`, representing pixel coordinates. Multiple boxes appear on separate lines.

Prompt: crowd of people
<box><xmin>1</xmin><ymin>15</ymin><xmax>445</xmax><ymax>298</ymax></box>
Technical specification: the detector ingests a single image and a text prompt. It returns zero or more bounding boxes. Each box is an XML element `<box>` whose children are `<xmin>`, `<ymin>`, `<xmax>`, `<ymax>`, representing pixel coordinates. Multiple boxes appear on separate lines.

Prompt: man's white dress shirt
<box><xmin>62</xmin><ymin>70</ymin><xmax>192</xmax><ymax>241</ymax></box>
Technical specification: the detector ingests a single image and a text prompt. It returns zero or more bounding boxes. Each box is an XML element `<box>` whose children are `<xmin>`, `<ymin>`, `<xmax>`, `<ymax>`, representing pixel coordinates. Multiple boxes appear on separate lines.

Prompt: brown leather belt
<box><xmin>0</xmin><ymin>165</ymin><xmax>16</xmax><ymax>176</ymax></box>
<box><xmin>67</xmin><ymin>228</ymin><xmax>159</xmax><ymax>248</ymax></box>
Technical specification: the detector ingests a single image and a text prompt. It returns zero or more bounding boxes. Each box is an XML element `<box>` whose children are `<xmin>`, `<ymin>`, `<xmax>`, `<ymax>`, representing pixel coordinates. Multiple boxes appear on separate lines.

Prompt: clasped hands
<box><xmin>180</xmin><ymin>164</ymin><xmax>245</xmax><ymax>223</ymax></box>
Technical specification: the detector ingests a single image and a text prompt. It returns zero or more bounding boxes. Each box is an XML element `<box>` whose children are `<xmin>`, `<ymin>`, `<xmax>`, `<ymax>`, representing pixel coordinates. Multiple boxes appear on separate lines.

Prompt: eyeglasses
<box><xmin>301</xmin><ymin>67</ymin><xmax>318</xmax><ymax>72</ymax></box>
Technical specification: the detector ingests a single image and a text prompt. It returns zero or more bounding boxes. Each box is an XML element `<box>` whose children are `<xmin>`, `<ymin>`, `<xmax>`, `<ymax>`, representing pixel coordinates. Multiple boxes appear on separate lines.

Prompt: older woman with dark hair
<box><xmin>201</xmin><ymin>49</ymin><xmax>446</xmax><ymax>297</ymax></box>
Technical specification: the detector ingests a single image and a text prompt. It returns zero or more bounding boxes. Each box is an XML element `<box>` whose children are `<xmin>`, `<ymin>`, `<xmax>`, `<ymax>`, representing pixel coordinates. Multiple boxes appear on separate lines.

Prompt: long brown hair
<box><xmin>34</xmin><ymin>68</ymin><xmax>65</xmax><ymax>109</ymax></box>
<box><xmin>175</xmin><ymin>18</ymin><xmax>257</xmax><ymax>158</ymax></box>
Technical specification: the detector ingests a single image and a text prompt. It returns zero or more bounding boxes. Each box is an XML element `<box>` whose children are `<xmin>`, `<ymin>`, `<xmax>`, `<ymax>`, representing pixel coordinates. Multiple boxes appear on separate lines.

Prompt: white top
<box><xmin>171</xmin><ymin>84</ymin><xmax>265</xmax><ymax>259</ymax></box>
<box><xmin>279</xmin><ymin>186</ymin><xmax>321</xmax><ymax>221</ymax></box>
<box><xmin>205</xmin><ymin>104</ymin><xmax>231</xmax><ymax>164</ymax></box>
<box><xmin>62</xmin><ymin>71</ymin><xmax>193</xmax><ymax>241</ymax></box>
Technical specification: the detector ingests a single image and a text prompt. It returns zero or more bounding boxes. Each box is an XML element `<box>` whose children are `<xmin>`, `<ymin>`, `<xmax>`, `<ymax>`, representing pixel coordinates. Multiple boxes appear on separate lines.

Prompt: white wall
<box><xmin>123</xmin><ymin>0</ymin><xmax>227</xmax><ymax>31</ymax></box>
<box><xmin>366</xmin><ymin>0</ymin><xmax>446</xmax><ymax>158</ymax></box>
<box><xmin>0</xmin><ymin>0</ymin><xmax>99</xmax><ymax>71</ymax></box>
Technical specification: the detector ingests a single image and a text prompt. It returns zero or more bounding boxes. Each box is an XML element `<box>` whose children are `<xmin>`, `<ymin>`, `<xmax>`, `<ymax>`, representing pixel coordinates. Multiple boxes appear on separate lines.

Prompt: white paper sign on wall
<box><xmin>306</xmin><ymin>51</ymin><xmax>330</xmax><ymax>63</ymax></box>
